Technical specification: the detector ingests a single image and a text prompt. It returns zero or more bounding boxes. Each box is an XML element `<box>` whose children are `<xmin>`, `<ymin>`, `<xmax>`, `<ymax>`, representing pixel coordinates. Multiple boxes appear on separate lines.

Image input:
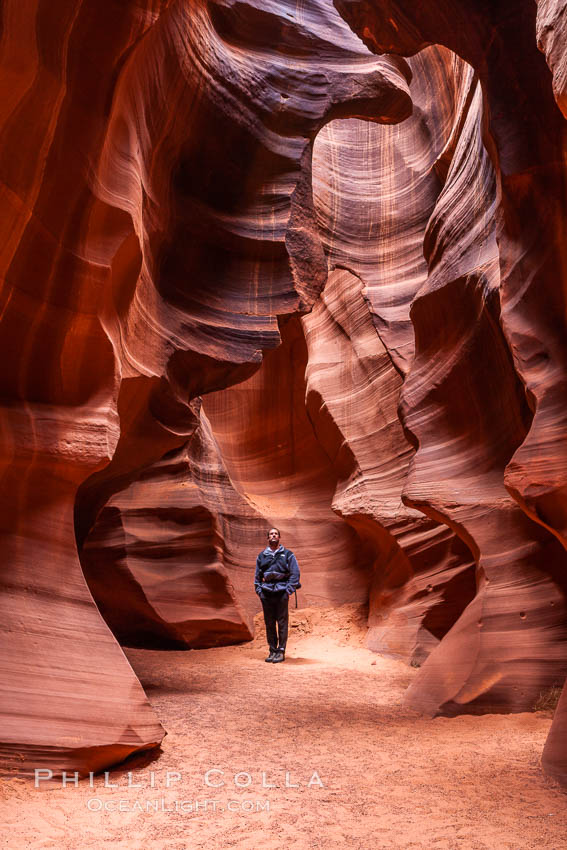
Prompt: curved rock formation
<box><xmin>78</xmin><ymin>0</ymin><xmax>413</xmax><ymax>645</ymax></box>
<box><xmin>542</xmin><ymin>677</ymin><xmax>567</xmax><ymax>783</ymax></box>
<box><xmin>0</xmin><ymin>0</ymin><xmax>167</xmax><ymax>777</ymax></box>
<box><xmin>335</xmin><ymin>0</ymin><xmax>567</xmax><ymax>779</ymax></box>
<box><xmin>307</xmin><ymin>48</ymin><xmax>481</xmax><ymax>663</ymax></box>
<box><xmin>2</xmin><ymin>0</ymin><xmax>567</xmax><ymax>787</ymax></box>
<box><xmin>82</xmin><ymin>411</ymin><xmax>257</xmax><ymax>649</ymax></box>
<box><xmin>0</xmin><ymin>0</ymin><xmax>413</xmax><ymax>775</ymax></box>
<box><xmin>301</xmin><ymin>266</ymin><xmax>476</xmax><ymax>663</ymax></box>
<box><xmin>537</xmin><ymin>0</ymin><xmax>567</xmax><ymax>119</ymax></box>
<box><xmin>203</xmin><ymin>315</ymin><xmax>376</xmax><ymax>608</ymax></box>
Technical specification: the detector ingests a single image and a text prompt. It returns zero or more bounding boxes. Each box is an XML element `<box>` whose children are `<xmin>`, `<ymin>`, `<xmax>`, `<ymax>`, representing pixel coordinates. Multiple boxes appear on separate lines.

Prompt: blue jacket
<box><xmin>255</xmin><ymin>545</ymin><xmax>300</xmax><ymax>597</ymax></box>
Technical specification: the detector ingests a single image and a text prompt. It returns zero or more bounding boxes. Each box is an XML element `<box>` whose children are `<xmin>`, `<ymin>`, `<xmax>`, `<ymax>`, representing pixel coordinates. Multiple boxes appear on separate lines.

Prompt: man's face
<box><xmin>268</xmin><ymin>529</ymin><xmax>280</xmax><ymax>547</ymax></box>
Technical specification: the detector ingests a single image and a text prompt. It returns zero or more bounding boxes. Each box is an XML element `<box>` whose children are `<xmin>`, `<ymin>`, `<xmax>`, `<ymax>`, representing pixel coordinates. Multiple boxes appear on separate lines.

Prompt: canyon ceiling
<box><xmin>1</xmin><ymin>0</ymin><xmax>567</xmax><ymax>786</ymax></box>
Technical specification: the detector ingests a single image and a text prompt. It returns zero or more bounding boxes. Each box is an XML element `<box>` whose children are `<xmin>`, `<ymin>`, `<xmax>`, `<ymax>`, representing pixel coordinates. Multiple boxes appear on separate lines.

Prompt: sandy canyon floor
<box><xmin>1</xmin><ymin>604</ymin><xmax>566</xmax><ymax>849</ymax></box>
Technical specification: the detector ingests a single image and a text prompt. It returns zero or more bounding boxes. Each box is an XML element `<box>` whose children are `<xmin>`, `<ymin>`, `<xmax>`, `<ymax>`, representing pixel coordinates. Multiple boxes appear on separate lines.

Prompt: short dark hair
<box><xmin>267</xmin><ymin>527</ymin><xmax>280</xmax><ymax>538</ymax></box>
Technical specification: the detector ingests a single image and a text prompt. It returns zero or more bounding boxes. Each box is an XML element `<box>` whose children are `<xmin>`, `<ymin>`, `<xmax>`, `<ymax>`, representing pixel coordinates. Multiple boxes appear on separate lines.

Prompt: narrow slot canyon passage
<box><xmin>2</xmin><ymin>606</ymin><xmax>566</xmax><ymax>849</ymax></box>
<box><xmin>3</xmin><ymin>0</ymin><xmax>567</xmax><ymax>847</ymax></box>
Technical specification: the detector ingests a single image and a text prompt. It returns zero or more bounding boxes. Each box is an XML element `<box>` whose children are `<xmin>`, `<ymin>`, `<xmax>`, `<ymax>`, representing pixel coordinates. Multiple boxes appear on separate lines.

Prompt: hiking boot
<box><xmin>265</xmin><ymin>650</ymin><xmax>277</xmax><ymax>662</ymax></box>
<box><xmin>272</xmin><ymin>649</ymin><xmax>285</xmax><ymax>663</ymax></box>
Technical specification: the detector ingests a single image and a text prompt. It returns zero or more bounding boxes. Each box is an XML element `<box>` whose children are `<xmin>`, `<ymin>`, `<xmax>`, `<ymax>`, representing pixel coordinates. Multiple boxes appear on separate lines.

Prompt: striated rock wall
<box><xmin>0</xmin><ymin>0</ymin><xmax>412</xmax><ymax>775</ymax></box>
<box><xmin>336</xmin><ymin>0</ymin><xmax>567</xmax><ymax>783</ymax></box>
<box><xmin>308</xmin><ymin>48</ymin><xmax>481</xmax><ymax>663</ymax></box>
<box><xmin>2</xmin><ymin>0</ymin><xmax>567</xmax><ymax>785</ymax></box>
<box><xmin>301</xmin><ymin>265</ymin><xmax>476</xmax><ymax>663</ymax></box>
<box><xmin>202</xmin><ymin>314</ymin><xmax>376</xmax><ymax>608</ymax></box>
<box><xmin>81</xmin><ymin>410</ymin><xmax>258</xmax><ymax>649</ymax></box>
<box><xmin>0</xmin><ymin>0</ymin><xmax>168</xmax><ymax>777</ymax></box>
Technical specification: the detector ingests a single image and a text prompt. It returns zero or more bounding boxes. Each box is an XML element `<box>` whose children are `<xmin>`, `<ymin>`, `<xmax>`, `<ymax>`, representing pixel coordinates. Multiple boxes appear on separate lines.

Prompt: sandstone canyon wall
<box><xmin>1</xmin><ymin>0</ymin><xmax>567</xmax><ymax>786</ymax></box>
<box><xmin>335</xmin><ymin>0</ymin><xmax>567</xmax><ymax>786</ymax></box>
<box><xmin>0</xmin><ymin>0</ymin><xmax>412</xmax><ymax>776</ymax></box>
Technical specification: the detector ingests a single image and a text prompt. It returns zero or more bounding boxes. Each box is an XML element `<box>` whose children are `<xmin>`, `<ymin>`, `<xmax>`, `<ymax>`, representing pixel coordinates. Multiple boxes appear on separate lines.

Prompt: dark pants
<box><xmin>260</xmin><ymin>591</ymin><xmax>289</xmax><ymax>651</ymax></box>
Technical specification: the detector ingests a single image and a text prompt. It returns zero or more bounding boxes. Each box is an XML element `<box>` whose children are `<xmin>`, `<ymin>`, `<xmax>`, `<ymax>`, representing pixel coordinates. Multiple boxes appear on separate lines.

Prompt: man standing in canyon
<box><xmin>255</xmin><ymin>528</ymin><xmax>301</xmax><ymax>663</ymax></box>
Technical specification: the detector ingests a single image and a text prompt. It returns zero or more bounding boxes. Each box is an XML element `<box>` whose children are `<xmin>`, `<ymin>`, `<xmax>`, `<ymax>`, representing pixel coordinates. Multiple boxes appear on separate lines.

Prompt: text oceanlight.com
<box><xmin>86</xmin><ymin>798</ymin><xmax>270</xmax><ymax>813</ymax></box>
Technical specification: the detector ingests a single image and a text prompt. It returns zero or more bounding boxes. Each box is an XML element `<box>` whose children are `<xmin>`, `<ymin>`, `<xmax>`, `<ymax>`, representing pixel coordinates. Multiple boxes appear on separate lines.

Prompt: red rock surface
<box><xmin>0</xmin><ymin>0</ymin><xmax>411</xmax><ymax>775</ymax></box>
<box><xmin>537</xmin><ymin>0</ymin><xmax>567</xmax><ymax>118</ymax></box>
<box><xmin>337</xmin><ymin>0</ymin><xmax>567</xmax><ymax>786</ymax></box>
<box><xmin>308</xmin><ymin>49</ymin><xmax>481</xmax><ymax>663</ymax></box>
<box><xmin>81</xmin><ymin>416</ymin><xmax>257</xmax><ymax>649</ymax></box>
<box><xmin>203</xmin><ymin>315</ymin><xmax>376</xmax><ymax>608</ymax></box>
<box><xmin>2</xmin><ymin>0</ymin><xmax>567</xmax><ymax>787</ymax></box>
